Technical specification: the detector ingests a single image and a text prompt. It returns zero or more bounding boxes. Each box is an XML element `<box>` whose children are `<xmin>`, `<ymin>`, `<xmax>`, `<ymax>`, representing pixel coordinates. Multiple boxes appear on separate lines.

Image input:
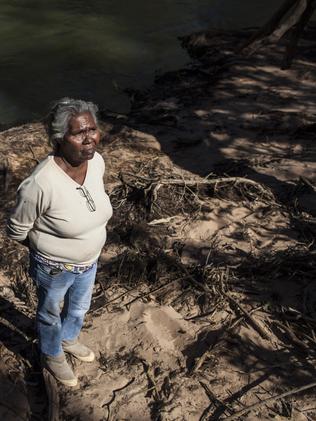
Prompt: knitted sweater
<box><xmin>7</xmin><ymin>152</ymin><xmax>112</xmax><ymax>265</ymax></box>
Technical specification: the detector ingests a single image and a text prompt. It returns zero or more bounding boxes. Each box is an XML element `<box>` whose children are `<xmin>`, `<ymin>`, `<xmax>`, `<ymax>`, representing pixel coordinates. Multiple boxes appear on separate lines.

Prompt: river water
<box><xmin>0</xmin><ymin>0</ymin><xmax>290</xmax><ymax>125</ymax></box>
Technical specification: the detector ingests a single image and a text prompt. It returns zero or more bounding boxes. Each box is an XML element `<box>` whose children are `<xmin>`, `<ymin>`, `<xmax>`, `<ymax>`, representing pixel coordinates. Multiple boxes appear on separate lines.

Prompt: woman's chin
<box><xmin>82</xmin><ymin>150</ymin><xmax>95</xmax><ymax>160</ymax></box>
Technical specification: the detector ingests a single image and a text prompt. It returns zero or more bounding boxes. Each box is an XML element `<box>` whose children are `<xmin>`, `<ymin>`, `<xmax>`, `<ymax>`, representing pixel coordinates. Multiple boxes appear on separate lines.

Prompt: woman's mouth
<box><xmin>83</xmin><ymin>147</ymin><xmax>95</xmax><ymax>155</ymax></box>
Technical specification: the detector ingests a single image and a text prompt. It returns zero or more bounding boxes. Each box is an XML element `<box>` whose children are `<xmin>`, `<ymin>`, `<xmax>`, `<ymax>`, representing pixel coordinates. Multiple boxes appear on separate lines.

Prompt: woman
<box><xmin>7</xmin><ymin>98</ymin><xmax>113</xmax><ymax>387</ymax></box>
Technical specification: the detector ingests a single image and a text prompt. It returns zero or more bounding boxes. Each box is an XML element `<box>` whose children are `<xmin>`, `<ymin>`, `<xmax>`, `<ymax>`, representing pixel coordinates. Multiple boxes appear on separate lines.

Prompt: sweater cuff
<box><xmin>6</xmin><ymin>224</ymin><xmax>28</xmax><ymax>242</ymax></box>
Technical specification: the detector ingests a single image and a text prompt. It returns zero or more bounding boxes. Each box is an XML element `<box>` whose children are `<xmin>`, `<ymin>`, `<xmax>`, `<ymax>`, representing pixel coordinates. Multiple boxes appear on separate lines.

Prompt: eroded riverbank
<box><xmin>0</xmin><ymin>27</ymin><xmax>316</xmax><ymax>420</ymax></box>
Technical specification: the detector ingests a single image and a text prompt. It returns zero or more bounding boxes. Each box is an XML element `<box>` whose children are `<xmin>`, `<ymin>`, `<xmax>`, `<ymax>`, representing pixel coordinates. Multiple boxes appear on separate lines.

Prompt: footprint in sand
<box><xmin>131</xmin><ymin>303</ymin><xmax>194</xmax><ymax>354</ymax></box>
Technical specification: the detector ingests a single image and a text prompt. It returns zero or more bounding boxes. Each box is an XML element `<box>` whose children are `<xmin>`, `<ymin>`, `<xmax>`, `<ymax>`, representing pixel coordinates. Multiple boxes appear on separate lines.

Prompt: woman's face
<box><xmin>60</xmin><ymin>112</ymin><xmax>101</xmax><ymax>165</ymax></box>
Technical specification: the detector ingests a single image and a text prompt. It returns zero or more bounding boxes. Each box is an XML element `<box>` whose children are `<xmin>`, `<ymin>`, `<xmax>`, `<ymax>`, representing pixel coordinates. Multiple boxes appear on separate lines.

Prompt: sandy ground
<box><xmin>0</xmin><ymin>27</ymin><xmax>316</xmax><ymax>421</ymax></box>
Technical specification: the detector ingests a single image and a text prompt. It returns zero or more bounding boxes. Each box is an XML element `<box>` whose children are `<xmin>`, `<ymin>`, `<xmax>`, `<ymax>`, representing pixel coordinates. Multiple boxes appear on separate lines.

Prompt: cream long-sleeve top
<box><xmin>7</xmin><ymin>152</ymin><xmax>113</xmax><ymax>265</ymax></box>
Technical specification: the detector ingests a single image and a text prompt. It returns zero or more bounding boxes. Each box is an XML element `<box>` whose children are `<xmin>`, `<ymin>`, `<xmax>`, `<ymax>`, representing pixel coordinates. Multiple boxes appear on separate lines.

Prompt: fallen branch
<box><xmin>122</xmin><ymin>172</ymin><xmax>273</xmax><ymax>199</ymax></box>
<box><xmin>104</xmin><ymin>285</ymin><xmax>139</xmax><ymax>307</ymax></box>
<box><xmin>273</xmin><ymin>320</ymin><xmax>310</xmax><ymax>350</ymax></box>
<box><xmin>199</xmin><ymin>381</ymin><xmax>233</xmax><ymax>420</ymax></box>
<box><xmin>124</xmin><ymin>277</ymin><xmax>183</xmax><ymax>308</ymax></box>
<box><xmin>300</xmin><ymin>176</ymin><xmax>316</xmax><ymax>192</ymax></box>
<box><xmin>148</xmin><ymin>216</ymin><xmax>178</xmax><ymax>225</ymax></box>
<box><xmin>223</xmin><ymin>380</ymin><xmax>316</xmax><ymax>420</ymax></box>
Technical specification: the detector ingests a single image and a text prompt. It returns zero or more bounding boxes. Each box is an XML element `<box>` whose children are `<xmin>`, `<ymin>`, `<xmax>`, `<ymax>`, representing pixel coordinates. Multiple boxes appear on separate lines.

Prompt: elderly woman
<box><xmin>7</xmin><ymin>98</ymin><xmax>112</xmax><ymax>387</ymax></box>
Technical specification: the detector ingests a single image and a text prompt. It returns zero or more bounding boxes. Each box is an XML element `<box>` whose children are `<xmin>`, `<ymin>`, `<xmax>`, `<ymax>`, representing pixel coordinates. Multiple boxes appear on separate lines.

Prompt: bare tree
<box><xmin>240</xmin><ymin>0</ymin><xmax>316</xmax><ymax>68</ymax></box>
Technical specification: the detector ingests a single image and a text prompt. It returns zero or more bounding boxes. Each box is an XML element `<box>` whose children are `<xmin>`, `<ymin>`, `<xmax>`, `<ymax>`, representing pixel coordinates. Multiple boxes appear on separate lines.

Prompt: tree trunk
<box><xmin>239</xmin><ymin>0</ymin><xmax>315</xmax><ymax>66</ymax></box>
<box><xmin>283</xmin><ymin>0</ymin><xmax>315</xmax><ymax>67</ymax></box>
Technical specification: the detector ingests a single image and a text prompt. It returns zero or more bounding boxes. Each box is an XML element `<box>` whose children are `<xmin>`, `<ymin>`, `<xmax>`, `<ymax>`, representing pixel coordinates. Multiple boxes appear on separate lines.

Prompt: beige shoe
<box><xmin>62</xmin><ymin>340</ymin><xmax>95</xmax><ymax>362</ymax></box>
<box><xmin>41</xmin><ymin>353</ymin><xmax>78</xmax><ymax>387</ymax></box>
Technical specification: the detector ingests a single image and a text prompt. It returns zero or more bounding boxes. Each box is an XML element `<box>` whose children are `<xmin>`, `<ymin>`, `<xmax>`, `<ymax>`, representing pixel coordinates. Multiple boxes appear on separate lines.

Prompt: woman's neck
<box><xmin>53</xmin><ymin>154</ymin><xmax>88</xmax><ymax>185</ymax></box>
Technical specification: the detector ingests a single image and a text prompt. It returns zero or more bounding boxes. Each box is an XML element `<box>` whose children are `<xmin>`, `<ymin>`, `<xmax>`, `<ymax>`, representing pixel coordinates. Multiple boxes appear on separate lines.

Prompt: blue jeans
<box><xmin>29</xmin><ymin>256</ymin><xmax>97</xmax><ymax>357</ymax></box>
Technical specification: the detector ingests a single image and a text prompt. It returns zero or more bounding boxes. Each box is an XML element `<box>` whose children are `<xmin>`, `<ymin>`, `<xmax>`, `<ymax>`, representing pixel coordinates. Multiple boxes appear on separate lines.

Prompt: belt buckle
<box><xmin>64</xmin><ymin>264</ymin><xmax>74</xmax><ymax>272</ymax></box>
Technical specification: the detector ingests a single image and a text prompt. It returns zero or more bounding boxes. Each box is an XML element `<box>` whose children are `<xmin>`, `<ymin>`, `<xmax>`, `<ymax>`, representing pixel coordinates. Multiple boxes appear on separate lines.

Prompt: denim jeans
<box><xmin>29</xmin><ymin>256</ymin><xmax>97</xmax><ymax>357</ymax></box>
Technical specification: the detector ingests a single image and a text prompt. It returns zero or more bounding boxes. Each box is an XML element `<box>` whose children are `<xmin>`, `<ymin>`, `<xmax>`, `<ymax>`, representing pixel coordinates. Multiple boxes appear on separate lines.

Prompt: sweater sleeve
<box><xmin>7</xmin><ymin>177</ymin><xmax>48</xmax><ymax>242</ymax></box>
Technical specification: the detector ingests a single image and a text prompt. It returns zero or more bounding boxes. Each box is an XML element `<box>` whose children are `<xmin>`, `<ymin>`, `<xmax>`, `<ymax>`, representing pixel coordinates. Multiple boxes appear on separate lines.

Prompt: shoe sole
<box><xmin>64</xmin><ymin>350</ymin><xmax>95</xmax><ymax>363</ymax></box>
<box><xmin>43</xmin><ymin>367</ymin><xmax>78</xmax><ymax>387</ymax></box>
<box><xmin>55</xmin><ymin>376</ymin><xmax>78</xmax><ymax>387</ymax></box>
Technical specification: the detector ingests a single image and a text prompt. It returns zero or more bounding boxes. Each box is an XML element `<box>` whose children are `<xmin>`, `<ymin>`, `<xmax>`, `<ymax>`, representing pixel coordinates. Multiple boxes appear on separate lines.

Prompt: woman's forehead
<box><xmin>68</xmin><ymin>112</ymin><xmax>96</xmax><ymax>128</ymax></box>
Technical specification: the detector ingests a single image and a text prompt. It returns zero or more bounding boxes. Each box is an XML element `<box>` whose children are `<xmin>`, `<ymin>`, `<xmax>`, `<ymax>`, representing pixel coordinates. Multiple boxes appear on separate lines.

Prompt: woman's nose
<box><xmin>82</xmin><ymin>130</ymin><xmax>92</xmax><ymax>143</ymax></box>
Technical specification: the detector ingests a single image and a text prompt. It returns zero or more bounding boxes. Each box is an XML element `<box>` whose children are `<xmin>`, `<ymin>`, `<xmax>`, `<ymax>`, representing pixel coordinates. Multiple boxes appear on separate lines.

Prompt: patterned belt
<box><xmin>31</xmin><ymin>251</ymin><xmax>95</xmax><ymax>274</ymax></box>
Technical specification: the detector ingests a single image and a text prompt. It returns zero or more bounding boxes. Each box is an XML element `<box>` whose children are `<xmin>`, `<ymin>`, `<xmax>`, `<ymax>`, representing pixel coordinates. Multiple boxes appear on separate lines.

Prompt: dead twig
<box><xmin>105</xmin><ymin>285</ymin><xmax>139</xmax><ymax>307</ymax></box>
<box><xmin>101</xmin><ymin>377</ymin><xmax>135</xmax><ymax>420</ymax></box>
<box><xmin>141</xmin><ymin>360</ymin><xmax>161</xmax><ymax>401</ymax></box>
<box><xmin>28</xmin><ymin>146</ymin><xmax>40</xmax><ymax>164</ymax></box>
<box><xmin>223</xmin><ymin>380</ymin><xmax>316</xmax><ymax>420</ymax></box>
<box><xmin>199</xmin><ymin>381</ymin><xmax>233</xmax><ymax>420</ymax></box>
<box><xmin>222</xmin><ymin>291</ymin><xmax>270</xmax><ymax>340</ymax></box>
<box><xmin>299</xmin><ymin>176</ymin><xmax>316</xmax><ymax>192</ymax></box>
<box><xmin>273</xmin><ymin>320</ymin><xmax>310</xmax><ymax>350</ymax></box>
<box><xmin>124</xmin><ymin>277</ymin><xmax>183</xmax><ymax>308</ymax></box>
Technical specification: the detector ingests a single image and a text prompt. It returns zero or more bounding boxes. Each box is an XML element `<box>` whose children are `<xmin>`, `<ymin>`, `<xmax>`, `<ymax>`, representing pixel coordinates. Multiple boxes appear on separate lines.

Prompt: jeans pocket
<box><xmin>38</xmin><ymin>263</ymin><xmax>63</xmax><ymax>277</ymax></box>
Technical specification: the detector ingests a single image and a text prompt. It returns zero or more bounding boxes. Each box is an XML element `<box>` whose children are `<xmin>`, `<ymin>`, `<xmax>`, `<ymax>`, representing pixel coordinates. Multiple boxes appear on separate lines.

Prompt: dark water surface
<box><xmin>0</xmin><ymin>0</ymin><xmax>287</xmax><ymax>125</ymax></box>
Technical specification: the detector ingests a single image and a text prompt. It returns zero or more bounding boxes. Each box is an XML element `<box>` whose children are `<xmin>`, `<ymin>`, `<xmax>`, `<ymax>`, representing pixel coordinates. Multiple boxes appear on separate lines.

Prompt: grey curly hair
<box><xmin>46</xmin><ymin>97</ymin><xmax>99</xmax><ymax>149</ymax></box>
